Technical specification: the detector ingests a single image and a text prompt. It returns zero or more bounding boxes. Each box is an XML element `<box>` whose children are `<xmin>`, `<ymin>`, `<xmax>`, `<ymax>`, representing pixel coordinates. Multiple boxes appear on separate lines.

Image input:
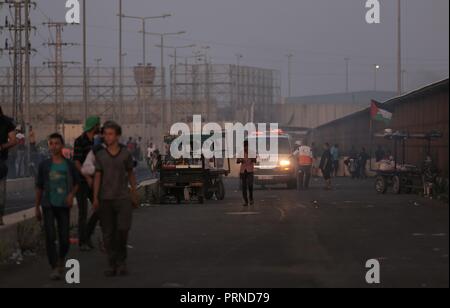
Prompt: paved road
<box><xmin>0</xmin><ymin>177</ymin><xmax>448</xmax><ymax>288</ymax></box>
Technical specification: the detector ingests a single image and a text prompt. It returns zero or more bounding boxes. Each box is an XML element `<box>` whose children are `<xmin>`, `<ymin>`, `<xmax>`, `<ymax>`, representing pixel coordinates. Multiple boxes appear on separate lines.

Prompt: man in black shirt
<box><xmin>0</xmin><ymin>107</ymin><xmax>18</xmax><ymax>225</ymax></box>
<box><xmin>73</xmin><ymin>116</ymin><xmax>100</xmax><ymax>250</ymax></box>
<box><xmin>319</xmin><ymin>143</ymin><xmax>333</xmax><ymax>191</ymax></box>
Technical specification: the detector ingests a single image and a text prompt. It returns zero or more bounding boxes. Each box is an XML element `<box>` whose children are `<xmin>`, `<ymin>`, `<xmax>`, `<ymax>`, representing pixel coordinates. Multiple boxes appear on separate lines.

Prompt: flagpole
<box><xmin>369</xmin><ymin>102</ymin><xmax>374</xmax><ymax>172</ymax></box>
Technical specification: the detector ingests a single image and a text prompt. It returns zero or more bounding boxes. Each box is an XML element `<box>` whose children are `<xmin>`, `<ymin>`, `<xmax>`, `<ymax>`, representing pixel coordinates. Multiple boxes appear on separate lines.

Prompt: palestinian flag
<box><xmin>371</xmin><ymin>100</ymin><xmax>393</xmax><ymax>123</ymax></box>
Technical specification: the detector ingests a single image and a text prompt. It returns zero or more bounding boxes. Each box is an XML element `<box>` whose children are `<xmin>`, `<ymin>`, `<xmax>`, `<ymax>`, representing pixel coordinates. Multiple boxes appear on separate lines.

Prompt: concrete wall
<box><xmin>272</xmin><ymin>102</ymin><xmax>366</xmax><ymax>129</ymax></box>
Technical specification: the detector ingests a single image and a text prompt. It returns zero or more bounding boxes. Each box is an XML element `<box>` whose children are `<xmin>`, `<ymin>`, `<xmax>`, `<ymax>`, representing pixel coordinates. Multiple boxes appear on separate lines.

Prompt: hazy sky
<box><xmin>1</xmin><ymin>0</ymin><xmax>449</xmax><ymax>97</ymax></box>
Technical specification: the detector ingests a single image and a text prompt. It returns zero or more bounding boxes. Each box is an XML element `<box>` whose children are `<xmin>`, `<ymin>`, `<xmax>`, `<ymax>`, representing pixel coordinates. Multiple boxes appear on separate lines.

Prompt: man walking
<box><xmin>73</xmin><ymin>116</ymin><xmax>101</xmax><ymax>251</ymax></box>
<box><xmin>93</xmin><ymin>122</ymin><xmax>138</xmax><ymax>277</ymax></box>
<box><xmin>320</xmin><ymin>143</ymin><xmax>333</xmax><ymax>190</ymax></box>
<box><xmin>0</xmin><ymin>107</ymin><xmax>17</xmax><ymax>226</ymax></box>
<box><xmin>294</xmin><ymin>140</ymin><xmax>313</xmax><ymax>190</ymax></box>
<box><xmin>330</xmin><ymin>144</ymin><xmax>340</xmax><ymax>177</ymax></box>
<box><xmin>358</xmin><ymin>147</ymin><xmax>370</xmax><ymax>179</ymax></box>
<box><xmin>237</xmin><ymin>141</ymin><xmax>256</xmax><ymax>207</ymax></box>
<box><xmin>35</xmin><ymin>133</ymin><xmax>79</xmax><ymax>280</ymax></box>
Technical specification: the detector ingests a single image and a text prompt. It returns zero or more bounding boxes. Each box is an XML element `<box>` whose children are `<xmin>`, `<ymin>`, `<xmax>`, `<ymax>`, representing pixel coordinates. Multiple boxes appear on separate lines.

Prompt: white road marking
<box><xmin>226</xmin><ymin>212</ymin><xmax>260</xmax><ymax>216</ymax></box>
<box><xmin>432</xmin><ymin>233</ymin><xmax>447</xmax><ymax>237</ymax></box>
<box><xmin>412</xmin><ymin>233</ymin><xmax>425</xmax><ymax>237</ymax></box>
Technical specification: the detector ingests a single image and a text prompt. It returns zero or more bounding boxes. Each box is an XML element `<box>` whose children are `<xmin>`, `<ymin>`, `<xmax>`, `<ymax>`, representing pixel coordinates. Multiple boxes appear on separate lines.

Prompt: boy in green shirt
<box><xmin>35</xmin><ymin>133</ymin><xmax>80</xmax><ymax>280</ymax></box>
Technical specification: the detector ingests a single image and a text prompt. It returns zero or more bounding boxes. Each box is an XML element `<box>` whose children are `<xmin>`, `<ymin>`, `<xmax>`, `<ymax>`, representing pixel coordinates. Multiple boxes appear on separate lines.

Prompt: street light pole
<box><xmin>118</xmin><ymin>0</ymin><xmax>123</xmax><ymax>123</ymax></box>
<box><xmin>83</xmin><ymin>0</ymin><xmax>88</xmax><ymax>120</ymax></box>
<box><xmin>345</xmin><ymin>57</ymin><xmax>350</xmax><ymax>93</ymax></box>
<box><xmin>142</xmin><ymin>19</ymin><xmax>146</xmax><ymax>64</ymax></box>
<box><xmin>286</xmin><ymin>53</ymin><xmax>293</xmax><ymax>97</ymax></box>
<box><xmin>397</xmin><ymin>0</ymin><xmax>402</xmax><ymax>95</ymax></box>
<box><xmin>119</xmin><ymin>13</ymin><xmax>171</xmax><ymax>65</ymax></box>
<box><xmin>235</xmin><ymin>53</ymin><xmax>243</xmax><ymax>111</ymax></box>
<box><xmin>161</xmin><ymin>35</ymin><xmax>164</xmax><ymax>98</ymax></box>
<box><xmin>374</xmin><ymin>64</ymin><xmax>380</xmax><ymax>91</ymax></box>
<box><xmin>140</xmin><ymin>30</ymin><xmax>187</xmax><ymax>135</ymax></box>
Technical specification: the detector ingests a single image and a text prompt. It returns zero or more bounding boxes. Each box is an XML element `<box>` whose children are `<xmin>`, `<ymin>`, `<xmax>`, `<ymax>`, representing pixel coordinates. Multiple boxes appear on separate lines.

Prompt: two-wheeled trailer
<box><xmin>158</xmin><ymin>134</ymin><xmax>231</xmax><ymax>204</ymax></box>
<box><xmin>374</xmin><ymin>130</ymin><xmax>442</xmax><ymax>194</ymax></box>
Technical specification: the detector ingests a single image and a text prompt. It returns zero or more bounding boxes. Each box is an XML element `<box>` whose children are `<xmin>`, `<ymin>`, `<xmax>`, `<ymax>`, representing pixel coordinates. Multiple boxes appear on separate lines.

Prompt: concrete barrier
<box><xmin>0</xmin><ymin>205</ymin><xmax>83</xmax><ymax>263</ymax></box>
<box><xmin>137</xmin><ymin>179</ymin><xmax>160</xmax><ymax>204</ymax></box>
<box><xmin>0</xmin><ymin>208</ymin><xmax>40</xmax><ymax>263</ymax></box>
<box><xmin>6</xmin><ymin>177</ymin><xmax>35</xmax><ymax>195</ymax></box>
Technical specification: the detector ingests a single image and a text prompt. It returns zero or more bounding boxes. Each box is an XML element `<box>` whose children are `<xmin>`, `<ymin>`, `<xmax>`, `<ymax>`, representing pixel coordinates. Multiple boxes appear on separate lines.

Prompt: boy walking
<box><xmin>237</xmin><ymin>141</ymin><xmax>256</xmax><ymax>207</ymax></box>
<box><xmin>35</xmin><ymin>133</ymin><xmax>79</xmax><ymax>280</ymax></box>
<box><xmin>93</xmin><ymin>122</ymin><xmax>138</xmax><ymax>277</ymax></box>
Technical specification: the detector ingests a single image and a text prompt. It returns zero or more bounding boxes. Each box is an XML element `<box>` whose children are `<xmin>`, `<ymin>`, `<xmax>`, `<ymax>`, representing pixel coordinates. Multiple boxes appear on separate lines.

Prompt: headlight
<box><xmin>279</xmin><ymin>160</ymin><xmax>291</xmax><ymax>167</ymax></box>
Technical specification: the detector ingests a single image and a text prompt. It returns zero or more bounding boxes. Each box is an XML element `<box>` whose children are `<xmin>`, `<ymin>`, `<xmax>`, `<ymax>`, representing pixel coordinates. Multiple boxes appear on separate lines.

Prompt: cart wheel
<box><xmin>216</xmin><ymin>180</ymin><xmax>226</xmax><ymax>200</ymax></box>
<box><xmin>375</xmin><ymin>176</ymin><xmax>387</xmax><ymax>194</ymax></box>
<box><xmin>158</xmin><ymin>197</ymin><xmax>164</xmax><ymax>204</ymax></box>
<box><xmin>392</xmin><ymin>176</ymin><xmax>401</xmax><ymax>194</ymax></box>
<box><xmin>205</xmin><ymin>191</ymin><xmax>214</xmax><ymax>200</ymax></box>
<box><xmin>158</xmin><ymin>187</ymin><xmax>165</xmax><ymax>204</ymax></box>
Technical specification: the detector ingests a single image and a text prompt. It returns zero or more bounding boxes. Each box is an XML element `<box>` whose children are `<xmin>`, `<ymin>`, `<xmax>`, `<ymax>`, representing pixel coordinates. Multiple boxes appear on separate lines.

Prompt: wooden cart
<box><xmin>374</xmin><ymin>130</ymin><xmax>442</xmax><ymax>194</ymax></box>
<box><xmin>158</xmin><ymin>134</ymin><xmax>230</xmax><ymax>204</ymax></box>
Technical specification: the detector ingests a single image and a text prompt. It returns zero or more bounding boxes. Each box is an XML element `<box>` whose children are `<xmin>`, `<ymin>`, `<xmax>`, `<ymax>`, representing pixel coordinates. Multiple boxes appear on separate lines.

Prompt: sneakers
<box><xmin>105</xmin><ymin>264</ymin><xmax>129</xmax><ymax>277</ymax></box>
<box><xmin>86</xmin><ymin>239</ymin><xmax>95</xmax><ymax>250</ymax></box>
<box><xmin>57</xmin><ymin>259</ymin><xmax>66</xmax><ymax>276</ymax></box>
<box><xmin>49</xmin><ymin>268</ymin><xmax>62</xmax><ymax>281</ymax></box>
<box><xmin>117</xmin><ymin>264</ymin><xmax>129</xmax><ymax>277</ymax></box>
<box><xmin>80</xmin><ymin>244</ymin><xmax>93</xmax><ymax>252</ymax></box>
<box><xmin>104</xmin><ymin>268</ymin><xmax>117</xmax><ymax>277</ymax></box>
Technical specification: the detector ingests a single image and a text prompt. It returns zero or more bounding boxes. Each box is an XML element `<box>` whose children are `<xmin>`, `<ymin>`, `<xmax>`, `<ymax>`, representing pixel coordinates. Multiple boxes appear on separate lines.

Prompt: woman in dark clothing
<box><xmin>320</xmin><ymin>143</ymin><xmax>333</xmax><ymax>190</ymax></box>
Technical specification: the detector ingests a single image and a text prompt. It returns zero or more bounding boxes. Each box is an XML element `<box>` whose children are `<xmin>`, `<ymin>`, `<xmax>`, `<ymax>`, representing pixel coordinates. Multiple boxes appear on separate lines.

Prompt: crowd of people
<box><xmin>233</xmin><ymin>138</ymin><xmax>442</xmax><ymax>208</ymax></box>
<box><xmin>3</xmin><ymin>125</ymin><xmax>41</xmax><ymax>179</ymax></box>
<box><xmin>291</xmin><ymin>141</ymin><xmax>374</xmax><ymax>191</ymax></box>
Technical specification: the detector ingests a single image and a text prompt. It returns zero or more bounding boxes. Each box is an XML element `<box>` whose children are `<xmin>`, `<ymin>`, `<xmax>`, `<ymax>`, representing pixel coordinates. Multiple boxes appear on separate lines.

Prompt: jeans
<box><xmin>76</xmin><ymin>182</ymin><xmax>100</xmax><ymax>246</ymax></box>
<box><xmin>333</xmin><ymin>160</ymin><xmax>339</xmax><ymax>176</ymax></box>
<box><xmin>298</xmin><ymin>165</ymin><xmax>312</xmax><ymax>190</ymax></box>
<box><xmin>240</xmin><ymin>172</ymin><xmax>254</xmax><ymax>204</ymax></box>
<box><xmin>42</xmin><ymin>206</ymin><xmax>71</xmax><ymax>269</ymax></box>
<box><xmin>360</xmin><ymin>160</ymin><xmax>368</xmax><ymax>179</ymax></box>
<box><xmin>15</xmin><ymin>150</ymin><xmax>25</xmax><ymax>178</ymax></box>
<box><xmin>99</xmin><ymin>199</ymin><xmax>133</xmax><ymax>268</ymax></box>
